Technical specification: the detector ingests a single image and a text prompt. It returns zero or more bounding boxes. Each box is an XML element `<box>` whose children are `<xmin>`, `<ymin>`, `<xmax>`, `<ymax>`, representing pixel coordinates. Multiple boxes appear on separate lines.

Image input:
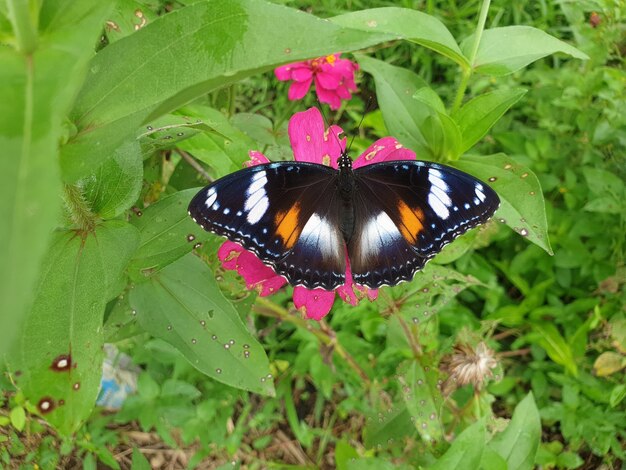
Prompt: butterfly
<box><xmin>188</xmin><ymin>152</ymin><xmax>499</xmax><ymax>290</ymax></box>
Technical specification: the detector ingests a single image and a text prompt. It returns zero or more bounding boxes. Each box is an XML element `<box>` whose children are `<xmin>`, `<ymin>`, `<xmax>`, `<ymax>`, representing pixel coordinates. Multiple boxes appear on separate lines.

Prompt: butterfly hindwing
<box><xmin>188</xmin><ymin>162</ymin><xmax>346</xmax><ymax>289</ymax></box>
<box><xmin>349</xmin><ymin>161</ymin><xmax>499</xmax><ymax>288</ymax></box>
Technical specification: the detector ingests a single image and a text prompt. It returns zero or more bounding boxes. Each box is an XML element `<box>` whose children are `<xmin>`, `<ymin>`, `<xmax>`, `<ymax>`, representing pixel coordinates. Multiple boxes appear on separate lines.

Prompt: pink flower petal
<box><xmin>353</xmin><ymin>137</ymin><xmax>416</xmax><ymax>169</ymax></box>
<box><xmin>218</xmin><ymin>242</ymin><xmax>287</xmax><ymax>296</ymax></box>
<box><xmin>316</xmin><ymin>71</ymin><xmax>340</xmax><ymax>90</ymax></box>
<box><xmin>335</xmin><ymin>84</ymin><xmax>352</xmax><ymax>100</ymax></box>
<box><xmin>314</xmin><ymin>84</ymin><xmax>342</xmax><ymax>110</ymax></box>
<box><xmin>333</xmin><ymin>58</ymin><xmax>358</xmax><ymax>77</ymax></box>
<box><xmin>245</xmin><ymin>150</ymin><xmax>270</xmax><ymax>167</ymax></box>
<box><xmin>288</xmin><ymin>108</ymin><xmax>327</xmax><ymax>164</ymax></box>
<box><xmin>293</xmin><ymin>286</ymin><xmax>336</xmax><ymax>320</ymax></box>
<box><xmin>321</xmin><ymin>124</ymin><xmax>346</xmax><ymax>169</ymax></box>
<box><xmin>288</xmin><ymin>78</ymin><xmax>313</xmax><ymax>101</ymax></box>
<box><xmin>275</xmin><ymin>61</ymin><xmax>307</xmax><ymax>81</ymax></box>
<box><xmin>292</xmin><ymin>67</ymin><xmax>313</xmax><ymax>82</ymax></box>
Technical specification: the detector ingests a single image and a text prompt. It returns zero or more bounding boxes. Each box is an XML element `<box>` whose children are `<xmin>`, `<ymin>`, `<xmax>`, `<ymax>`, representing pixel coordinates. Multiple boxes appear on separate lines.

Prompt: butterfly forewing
<box><xmin>349</xmin><ymin>161</ymin><xmax>499</xmax><ymax>288</ymax></box>
<box><xmin>188</xmin><ymin>162</ymin><xmax>346</xmax><ymax>289</ymax></box>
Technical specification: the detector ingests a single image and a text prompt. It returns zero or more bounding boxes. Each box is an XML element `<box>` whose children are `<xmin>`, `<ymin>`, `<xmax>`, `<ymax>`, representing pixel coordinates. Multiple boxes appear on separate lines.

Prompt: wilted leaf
<box><xmin>592</xmin><ymin>352</ymin><xmax>626</xmax><ymax>377</ymax></box>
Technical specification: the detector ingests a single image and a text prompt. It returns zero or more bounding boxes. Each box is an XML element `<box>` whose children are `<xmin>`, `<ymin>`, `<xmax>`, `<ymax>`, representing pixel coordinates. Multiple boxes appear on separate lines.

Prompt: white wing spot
<box><xmin>205</xmin><ymin>187</ymin><xmax>217</xmax><ymax>208</ymax></box>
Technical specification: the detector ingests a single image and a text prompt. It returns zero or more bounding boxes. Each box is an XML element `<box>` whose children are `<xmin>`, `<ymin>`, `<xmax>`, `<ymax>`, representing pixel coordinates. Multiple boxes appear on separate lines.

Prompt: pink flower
<box><xmin>275</xmin><ymin>54</ymin><xmax>359</xmax><ymax>110</ymax></box>
<box><xmin>218</xmin><ymin>108</ymin><xmax>416</xmax><ymax>320</ymax></box>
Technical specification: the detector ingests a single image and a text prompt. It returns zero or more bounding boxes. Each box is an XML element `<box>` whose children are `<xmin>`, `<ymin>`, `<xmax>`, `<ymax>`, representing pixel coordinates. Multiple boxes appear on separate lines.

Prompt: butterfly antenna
<box><xmin>317</xmin><ymin>102</ymin><xmax>345</xmax><ymax>155</ymax></box>
<box><xmin>346</xmin><ymin>96</ymin><xmax>373</xmax><ymax>154</ymax></box>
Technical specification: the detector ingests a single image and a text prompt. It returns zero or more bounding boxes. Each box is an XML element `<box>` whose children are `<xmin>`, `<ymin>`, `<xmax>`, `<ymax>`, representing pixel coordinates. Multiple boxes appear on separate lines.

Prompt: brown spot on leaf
<box><xmin>38</xmin><ymin>397</ymin><xmax>56</xmax><ymax>414</ymax></box>
<box><xmin>50</xmin><ymin>354</ymin><xmax>72</xmax><ymax>372</ymax></box>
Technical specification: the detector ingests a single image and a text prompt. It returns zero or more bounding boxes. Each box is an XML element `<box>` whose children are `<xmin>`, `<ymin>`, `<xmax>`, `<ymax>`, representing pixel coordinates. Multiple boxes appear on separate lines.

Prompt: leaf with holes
<box><xmin>454</xmin><ymin>153</ymin><xmax>552</xmax><ymax>254</ymax></box>
<box><xmin>466</xmin><ymin>26</ymin><xmax>588</xmax><ymax>76</ymax></box>
<box><xmin>129</xmin><ymin>253</ymin><xmax>274</xmax><ymax>396</ymax></box>
<box><xmin>331</xmin><ymin>8</ymin><xmax>468</xmax><ymax>68</ymax></box>
<box><xmin>8</xmin><ymin>221</ymin><xmax>138</xmax><ymax>436</ymax></box>
<box><xmin>60</xmin><ymin>0</ymin><xmax>394</xmax><ymax>181</ymax></box>
<box><xmin>0</xmin><ymin>0</ymin><xmax>113</xmax><ymax>357</ymax></box>
<box><xmin>398</xmin><ymin>360</ymin><xmax>444</xmax><ymax>445</ymax></box>
<box><xmin>430</xmin><ymin>420</ymin><xmax>486</xmax><ymax>470</ymax></box>
<box><xmin>489</xmin><ymin>393</ymin><xmax>541</xmax><ymax>470</ymax></box>
<box><xmin>127</xmin><ymin>189</ymin><xmax>214</xmax><ymax>281</ymax></box>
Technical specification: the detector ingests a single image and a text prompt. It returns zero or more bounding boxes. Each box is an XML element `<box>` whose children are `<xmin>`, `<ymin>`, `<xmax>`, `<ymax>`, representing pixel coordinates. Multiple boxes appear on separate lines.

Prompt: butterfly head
<box><xmin>337</xmin><ymin>151</ymin><xmax>353</xmax><ymax>171</ymax></box>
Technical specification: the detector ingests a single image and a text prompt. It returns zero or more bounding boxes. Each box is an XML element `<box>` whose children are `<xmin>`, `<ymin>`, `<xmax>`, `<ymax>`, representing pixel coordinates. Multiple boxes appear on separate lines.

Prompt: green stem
<box><xmin>451</xmin><ymin>0</ymin><xmax>491</xmax><ymax>114</ymax></box>
<box><xmin>253</xmin><ymin>297</ymin><xmax>371</xmax><ymax>385</ymax></box>
<box><xmin>6</xmin><ymin>0</ymin><xmax>38</xmax><ymax>54</ymax></box>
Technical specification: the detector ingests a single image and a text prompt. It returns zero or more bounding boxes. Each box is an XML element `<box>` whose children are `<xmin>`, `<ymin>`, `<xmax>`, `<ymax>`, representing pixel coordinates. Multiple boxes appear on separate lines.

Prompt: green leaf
<box><xmin>128</xmin><ymin>188</ymin><xmax>214</xmax><ymax>281</ymax></box>
<box><xmin>330</xmin><ymin>7</ymin><xmax>468</xmax><ymax>68</ymax></box>
<box><xmin>453</xmin><ymin>154</ymin><xmax>552</xmax><ymax>254</ymax></box>
<box><xmin>131</xmin><ymin>448</ymin><xmax>152</xmax><ymax>470</ymax></box>
<box><xmin>399</xmin><ymin>360</ymin><xmax>444</xmax><ymax>444</ymax></box>
<box><xmin>489</xmin><ymin>393</ymin><xmax>541</xmax><ymax>470</ymax></box>
<box><xmin>357</xmin><ymin>55</ymin><xmax>430</xmax><ymax>157</ymax></box>
<box><xmin>468</xmin><ymin>26</ymin><xmax>589</xmax><ymax>76</ymax></box>
<box><xmin>9</xmin><ymin>406</ymin><xmax>26</xmax><ymax>432</ymax></box>
<box><xmin>129</xmin><ymin>253</ymin><xmax>274</xmax><ymax>396</ymax></box>
<box><xmin>0</xmin><ymin>1</ymin><xmax>113</xmax><ymax>357</ymax></box>
<box><xmin>60</xmin><ymin>0</ymin><xmax>394</xmax><ymax>181</ymax></box>
<box><xmin>8</xmin><ymin>221</ymin><xmax>137</xmax><ymax>436</ymax></box>
<box><xmin>176</xmin><ymin>105</ymin><xmax>256</xmax><ymax>179</ymax></box>
<box><xmin>609</xmin><ymin>384</ymin><xmax>626</xmax><ymax>408</ymax></box>
<box><xmin>231</xmin><ymin>113</ymin><xmax>278</xmax><ymax>146</ymax></box>
<box><xmin>363</xmin><ymin>405</ymin><xmax>416</xmax><ymax>449</ymax></box>
<box><xmin>454</xmin><ymin>88</ymin><xmax>527</xmax><ymax>153</ymax></box>
<box><xmin>83</xmin><ymin>140</ymin><xmax>143</xmax><ymax>219</ymax></box>
<box><xmin>529</xmin><ymin>322</ymin><xmax>578</xmax><ymax>376</ymax></box>
<box><xmin>430</xmin><ymin>420</ymin><xmax>485</xmax><ymax>470</ymax></box>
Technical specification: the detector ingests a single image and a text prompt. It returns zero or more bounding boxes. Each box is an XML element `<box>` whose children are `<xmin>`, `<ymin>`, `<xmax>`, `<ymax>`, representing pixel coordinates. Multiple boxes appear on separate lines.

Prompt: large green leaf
<box><xmin>357</xmin><ymin>55</ymin><xmax>431</xmax><ymax>157</ymax></box>
<box><xmin>8</xmin><ymin>221</ymin><xmax>138</xmax><ymax>436</ymax></box>
<box><xmin>489</xmin><ymin>393</ymin><xmax>541</xmax><ymax>470</ymax></box>
<box><xmin>468</xmin><ymin>26</ymin><xmax>588</xmax><ymax>76</ymax></box>
<box><xmin>60</xmin><ymin>0</ymin><xmax>395</xmax><ymax>182</ymax></box>
<box><xmin>453</xmin><ymin>88</ymin><xmax>527</xmax><ymax>153</ymax></box>
<box><xmin>430</xmin><ymin>420</ymin><xmax>485</xmax><ymax>470</ymax></box>
<box><xmin>0</xmin><ymin>1</ymin><xmax>113</xmax><ymax>357</ymax></box>
<box><xmin>127</xmin><ymin>188</ymin><xmax>215</xmax><ymax>281</ymax></box>
<box><xmin>129</xmin><ymin>253</ymin><xmax>274</xmax><ymax>396</ymax></box>
<box><xmin>454</xmin><ymin>154</ymin><xmax>552</xmax><ymax>254</ymax></box>
<box><xmin>331</xmin><ymin>7</ymin><xmax>468</xmax><ymax>68</ymax></box>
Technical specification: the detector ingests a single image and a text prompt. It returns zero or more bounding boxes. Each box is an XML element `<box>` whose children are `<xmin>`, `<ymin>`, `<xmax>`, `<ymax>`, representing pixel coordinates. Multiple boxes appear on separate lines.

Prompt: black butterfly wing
<box><xmin>188</xmin><ymin>162</ymin><xmax>346</xmax><ymax>289</ymax></box>
<box><xmin>349</xmin><ymin>160</ymin><xmax>500</xmax><ymax>288</ymax></box>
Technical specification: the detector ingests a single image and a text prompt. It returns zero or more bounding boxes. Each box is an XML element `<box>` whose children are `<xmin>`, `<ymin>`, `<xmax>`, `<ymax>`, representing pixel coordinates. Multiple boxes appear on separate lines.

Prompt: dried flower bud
<box><xmin>440</xmin><ymin>342</ymin><xmax>498</xmax><ymax>395</ymax></box>
<box><xmin>589</xmin><ymin>12</ymin><xmax>601</xmax><ymax>28</ymax></box>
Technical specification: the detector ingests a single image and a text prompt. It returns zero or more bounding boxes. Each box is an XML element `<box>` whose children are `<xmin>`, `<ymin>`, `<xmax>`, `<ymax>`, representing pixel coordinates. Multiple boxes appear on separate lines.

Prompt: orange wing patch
<box><xmin>397</xmin><ymin>200</ymin><xmax>424</xmax><ymax>244</ymax></box>
<box><xmin>275</xmin><ymin>202</ymin><xmax>302</xmax><ymax>249</ymax></box>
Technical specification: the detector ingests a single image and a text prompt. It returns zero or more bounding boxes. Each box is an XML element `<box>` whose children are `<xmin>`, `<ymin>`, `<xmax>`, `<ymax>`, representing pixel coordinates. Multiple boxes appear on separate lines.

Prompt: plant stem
<box><xmin>253</xmin><ymin>297</ymin><xmax>371</xmax><ymax>385</ymax></box>
<box><xmin>6</xmin><ymin>0</ymin><xmax>38</xmax><ymax>54</ymax></box>
<box><xmin>451</xmin><ymin>0</ymin><xmax>491</xmax><ymax>114</ymax></box>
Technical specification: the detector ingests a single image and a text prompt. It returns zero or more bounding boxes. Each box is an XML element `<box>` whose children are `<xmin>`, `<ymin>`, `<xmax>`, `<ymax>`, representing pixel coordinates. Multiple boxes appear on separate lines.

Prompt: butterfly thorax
<box><xmin>337</xmin><ymin>151</ymin><xmax>356</xmax><ymax>242</ymax></box>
